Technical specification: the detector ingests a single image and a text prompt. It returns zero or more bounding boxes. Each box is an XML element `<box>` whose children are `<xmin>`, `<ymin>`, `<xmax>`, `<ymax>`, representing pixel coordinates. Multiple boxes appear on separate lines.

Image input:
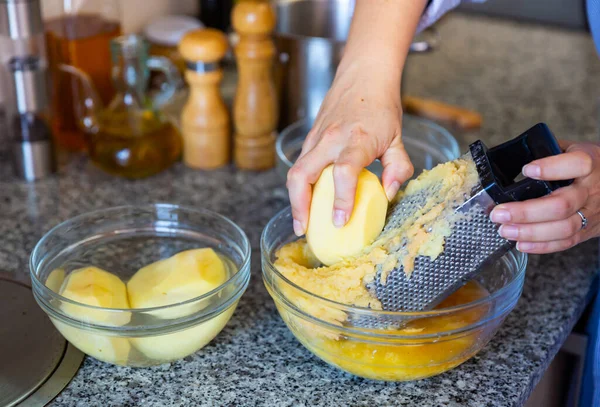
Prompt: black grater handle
<box><xmin>469</xmin><ymin>123</ymin><xmax>573</xmax><ymax>204</ymax></box>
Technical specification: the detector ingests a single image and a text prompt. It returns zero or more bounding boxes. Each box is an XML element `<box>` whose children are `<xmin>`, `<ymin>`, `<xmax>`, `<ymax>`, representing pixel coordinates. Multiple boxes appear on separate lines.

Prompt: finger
<box><xmin>498</xmin><ymin>212</ymin><xmax>583</xmax><ymax>242</ymax></box>
<box><xmin>516</xmin><ymin>235</ymin><xmax>580</xmax><ymax>254</ymax></box>
<box><xmin>287</xmin><ymin>146</ymin><xmax>338</xmax><ymax>236</ymax></box>
<box><xmin>299</xmin><ymin>115</ymin><xmax>331</xmax><ymax>159</ymax></box>
<box><xmin>522</xmin><ymin>150</ymin><xmax>593</xmax><ymax>180</ymax></box>
<box><xmin>490</xmin><ymin>185</ymin><xmax>588</xmax><ymax>224</ymax></box>
<box><xmin>298</xmin><ymin>128</ymin><xmax>320</xmax><ymax>160</ymax></box>
<box><xmin>332</xmin><ymin>143</ymin><xmax>376</xmax><ymax>227</ymax></box>
<box><xmin>380</xmin><ymin>135</ymin><xmax>414</xmax><ymax>201</ymax></box>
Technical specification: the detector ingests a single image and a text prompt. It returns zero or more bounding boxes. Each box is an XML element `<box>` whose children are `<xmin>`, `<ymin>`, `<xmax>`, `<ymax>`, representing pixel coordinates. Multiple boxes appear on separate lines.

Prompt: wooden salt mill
<box><xmin>232</xmin><ymin>2</ymin><xmax>278</xmax><ymax>170</ymax></box>
<box><xmin>178</xmin><ymin>29</ymin><xmax>230</xmax><ymax>169</ymax></box>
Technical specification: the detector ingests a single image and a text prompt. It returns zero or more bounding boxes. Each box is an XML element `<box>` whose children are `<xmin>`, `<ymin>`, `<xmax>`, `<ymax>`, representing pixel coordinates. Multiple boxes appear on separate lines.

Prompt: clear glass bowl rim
<box><xmin>30</xmin><ymin>203</ymin><xmax>252</xmax><ymax>317</ymax></box>
<box><xmin>276</xmin><ymin>114</ymin><xmax>461</xmax><ymax>170</ymax></box>
<box><xmin>261</xmin><ymin>206</ymin><xmax>527</xmax><ymax>336</ymax></box>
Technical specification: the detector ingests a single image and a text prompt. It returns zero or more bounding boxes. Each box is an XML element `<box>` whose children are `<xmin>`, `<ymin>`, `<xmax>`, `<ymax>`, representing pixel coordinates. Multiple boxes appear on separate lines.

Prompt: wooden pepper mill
<box><xmin>232</xmin><ymin>1</ymin><xmax>278</xmax><ymax>170</ymax></box>
<box><xmin>178</xmin><ymin>29</ymin><xmax>230</xmax><ymax>169</ymax></box>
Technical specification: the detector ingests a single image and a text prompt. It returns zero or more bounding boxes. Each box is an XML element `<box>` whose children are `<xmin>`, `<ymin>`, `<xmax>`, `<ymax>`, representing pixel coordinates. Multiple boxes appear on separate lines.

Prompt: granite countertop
<box><xmin>1</xmin><ymin>13</ymin><xmax>600</xmax><ymax>407</ymax></box>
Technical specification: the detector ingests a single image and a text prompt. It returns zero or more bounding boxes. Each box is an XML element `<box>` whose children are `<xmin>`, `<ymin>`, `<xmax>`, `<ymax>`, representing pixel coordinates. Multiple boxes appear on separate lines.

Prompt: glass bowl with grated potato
<box><xmin>261</xmin><ymin>207</ymin><xmax>527</xmax><ymax>381</ymax></box>
<box><xmin>30</xmin><ymin>204</ymin><xmax>250</xmax><ymax>367</ymax></box>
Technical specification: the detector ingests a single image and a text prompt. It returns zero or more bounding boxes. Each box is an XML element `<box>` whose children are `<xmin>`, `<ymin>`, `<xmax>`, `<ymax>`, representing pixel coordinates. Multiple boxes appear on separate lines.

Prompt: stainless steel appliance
<box><xmin>0</xmin><ymin>0</ymin><xmax>56</xmax><ymax>181</ymax></box>
<box><xmin>0</xmin><ymin>272</ymin><xmax>84</xmax><ymax>407</ymax></box>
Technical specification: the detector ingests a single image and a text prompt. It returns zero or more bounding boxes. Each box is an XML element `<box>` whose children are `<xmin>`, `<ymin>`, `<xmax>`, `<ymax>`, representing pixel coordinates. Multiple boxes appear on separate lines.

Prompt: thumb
<box><xmin>380</xmin><ymin>135</ymin><xmax>414</xmax><ymax>201</ymax></box>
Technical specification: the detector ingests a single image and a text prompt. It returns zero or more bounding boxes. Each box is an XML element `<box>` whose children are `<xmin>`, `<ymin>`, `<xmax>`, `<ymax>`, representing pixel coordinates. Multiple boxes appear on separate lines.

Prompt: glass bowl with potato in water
<box><xmin>30</xmin><ymin>204</ymin><xmax>250</xmax><ymax>367</ymax></box>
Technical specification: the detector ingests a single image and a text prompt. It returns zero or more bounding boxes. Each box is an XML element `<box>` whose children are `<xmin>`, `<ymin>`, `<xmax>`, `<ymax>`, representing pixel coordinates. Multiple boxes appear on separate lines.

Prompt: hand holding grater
<box><xmin>366</xmin><ymin>123</ymin><xmax>573</xmax><ymax>314</ymax></box>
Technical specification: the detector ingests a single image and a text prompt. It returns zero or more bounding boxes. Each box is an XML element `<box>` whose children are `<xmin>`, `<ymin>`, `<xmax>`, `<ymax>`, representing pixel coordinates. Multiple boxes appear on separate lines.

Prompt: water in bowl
<box><xmin>42</xmin><ymin>232</ymin><xmax>240</xmax><ymax>367</ymax></box>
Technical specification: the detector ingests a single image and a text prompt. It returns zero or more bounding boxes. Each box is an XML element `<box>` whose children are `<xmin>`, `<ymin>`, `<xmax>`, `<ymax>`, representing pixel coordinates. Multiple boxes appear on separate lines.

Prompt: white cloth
<box><xmin>417</xmin><ymin>0</ymin><xmax>488</xmax><ymax>33</ymax></box>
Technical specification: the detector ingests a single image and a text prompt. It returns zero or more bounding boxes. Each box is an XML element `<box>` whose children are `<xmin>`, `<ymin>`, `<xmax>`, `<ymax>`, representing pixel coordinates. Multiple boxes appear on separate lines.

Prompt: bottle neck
<box><xmin>110</xmin><ymin>35</ymin><xmax>149</xmax><ymax>108</ymax></box>
<box><xmin>112</xmin><ymin>55</ymin><xmax>146</xmax><ymax>107</ymax></box>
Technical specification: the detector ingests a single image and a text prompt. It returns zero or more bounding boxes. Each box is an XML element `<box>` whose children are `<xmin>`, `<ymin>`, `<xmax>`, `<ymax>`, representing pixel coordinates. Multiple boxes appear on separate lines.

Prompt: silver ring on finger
<box><xmin>576</xmin><ymin>210</ymin><xmax>588</xmax><ymax>231</ymax></box>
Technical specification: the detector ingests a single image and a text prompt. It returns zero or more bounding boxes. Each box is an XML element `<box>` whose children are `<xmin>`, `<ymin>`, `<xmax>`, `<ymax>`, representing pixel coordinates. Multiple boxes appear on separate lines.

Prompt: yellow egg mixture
<box><xmin>273</xmin><ymin>158</ymin><xmax>496</xmax><ymax>380</ymax></box>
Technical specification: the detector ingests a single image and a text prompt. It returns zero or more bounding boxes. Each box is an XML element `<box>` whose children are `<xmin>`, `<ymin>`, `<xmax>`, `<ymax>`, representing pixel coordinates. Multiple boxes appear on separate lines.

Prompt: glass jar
<box><xmin>44</xmin><ymin>0</ymin><xmax>121</xmax><ymax>152</ymax></box>
<box><xmin>144</xmin><ymin>15</ymin><xmax>203</xmax><ymax>79</ymax></box>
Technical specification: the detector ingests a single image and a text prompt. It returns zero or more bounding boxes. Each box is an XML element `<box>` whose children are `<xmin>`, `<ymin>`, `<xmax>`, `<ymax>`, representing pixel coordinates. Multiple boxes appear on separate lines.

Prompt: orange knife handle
<box><xmin>402</xmin><ymin>96</ymin><xmax>482</xmax><ymax>130</ymax></box>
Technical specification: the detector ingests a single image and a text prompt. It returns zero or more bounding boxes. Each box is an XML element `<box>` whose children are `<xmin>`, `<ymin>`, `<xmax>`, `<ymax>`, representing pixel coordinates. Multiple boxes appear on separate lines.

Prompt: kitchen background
<box><xmin>0</xmin><ymin>0</ymin><xmax>599</xmax><ymax>406</ymax></box>
<box><xmin>2</xmin><ymin>0</ymin><xmax>597</xmax><ymax>161</ymax></box>
<box><xmin>40</xmin><ymin>0</ymin><xmax>200</xmax><ymax>32</ymax></box>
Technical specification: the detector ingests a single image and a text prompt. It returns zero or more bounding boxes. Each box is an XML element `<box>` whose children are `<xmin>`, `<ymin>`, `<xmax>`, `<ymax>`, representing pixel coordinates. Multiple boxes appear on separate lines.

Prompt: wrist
<box><xmin>336</xmin><ymin>55</ymin><xmax>403</xmax><ymax>92</ymax></box>
<box><xmin>336</xmin><ymin>0</ymin><xmax>428</xmax><ymax>88</ymax></box>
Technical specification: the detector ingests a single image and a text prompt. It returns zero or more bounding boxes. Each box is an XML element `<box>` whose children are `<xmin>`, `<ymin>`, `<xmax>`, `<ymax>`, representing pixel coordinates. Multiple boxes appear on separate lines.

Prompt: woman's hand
<box><xmin>286</xmin><ymin>0</ymin><xmax>428</xmax><ymax>236</ymax></box>
<box><xmin>491</xmin><ymin>141</ymin><xmax>600</xmax><ymax>254</ymax></box>
<box><xmin>286</xmin><ymin>66</ymin><xmax>414</xmax><ymax>236</ymax></box>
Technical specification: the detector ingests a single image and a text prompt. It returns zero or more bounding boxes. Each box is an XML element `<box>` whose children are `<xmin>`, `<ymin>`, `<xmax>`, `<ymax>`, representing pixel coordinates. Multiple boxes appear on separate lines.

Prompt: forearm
<box><xmin>336</xmin><ymin>0</ymin><xmax>429</xmax><ymax>89</ymax></box>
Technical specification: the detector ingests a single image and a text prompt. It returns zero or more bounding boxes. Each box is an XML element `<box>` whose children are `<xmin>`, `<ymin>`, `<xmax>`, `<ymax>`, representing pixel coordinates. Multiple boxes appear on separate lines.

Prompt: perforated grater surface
<box><xmin>363</xmin><ymin>123</ymin><xmax>572</xmax><ymax>316</ymax></box>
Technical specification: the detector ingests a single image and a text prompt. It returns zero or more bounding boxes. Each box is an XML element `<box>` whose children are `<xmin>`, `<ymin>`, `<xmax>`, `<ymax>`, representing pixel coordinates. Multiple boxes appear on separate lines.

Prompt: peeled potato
<box><xmin>60</xmin><ymin>266</ymin><xmax>131</xmax><ymax>326</ymax></box>
<box><xmin>51</xmin><ymin>319</ymin><xmax>131</xmax><ymax>366</ymax></box>
<box><xmin>306</xmin><ymin>165</ymin><xmax>388</xmax><ymax>266</ymax></box>
<box><xmin>45</xmin><ymin>268</ymin><xmax>66</xmax><ymax>293</ymax></box>
<box><xmin>127</xmin><ymin>248</ymin><xmax>228</xmax><ymax>320</ymax></box>
<box><xmin>130</xmin><ymin>303</ymin><xmax>237</xmax><ymax>362</ymax></box>
<box><xmin>127</xmin><ymin>248</ymin><xmax>231</xmax><ymax>361</ymax></box>
<box><xmin>56</xmin><ymin>266</ymin><xmax>131</xmax><ymax>365</ymax></box>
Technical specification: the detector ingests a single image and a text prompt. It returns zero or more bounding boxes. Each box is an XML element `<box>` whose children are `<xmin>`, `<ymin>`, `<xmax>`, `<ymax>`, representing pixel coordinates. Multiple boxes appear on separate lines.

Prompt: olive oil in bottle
<box><xmin>63</xmin><ymin>35</ymin><xmax>183</xmax><ymax>178</ymax></box>
<box><xmin>88</xmin><ymin>109</ymin><xmax>181</xmax><ymax>179</ymax></box>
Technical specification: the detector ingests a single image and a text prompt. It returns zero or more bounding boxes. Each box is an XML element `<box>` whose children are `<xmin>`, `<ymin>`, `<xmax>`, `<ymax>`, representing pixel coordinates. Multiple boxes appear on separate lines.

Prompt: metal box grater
<box><xmin>364</xmin><ymin>123</ymin><xmax>572</xmax><ymax>317</ymax></box>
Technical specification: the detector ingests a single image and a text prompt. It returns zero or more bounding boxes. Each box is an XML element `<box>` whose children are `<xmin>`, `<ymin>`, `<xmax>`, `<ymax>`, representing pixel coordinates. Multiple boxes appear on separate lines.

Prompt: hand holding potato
<box><xmin>286</xmin><ymin>0</ymin><xmax>429</xmax><ymax>237</ymax></box>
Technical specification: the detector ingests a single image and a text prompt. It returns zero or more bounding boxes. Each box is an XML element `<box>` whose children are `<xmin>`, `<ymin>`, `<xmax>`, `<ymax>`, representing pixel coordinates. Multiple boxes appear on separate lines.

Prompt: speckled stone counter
<box><xmin>1</xmin><ymin>13</ymin><xmax>600</xmax><ymax>407</ymax></box>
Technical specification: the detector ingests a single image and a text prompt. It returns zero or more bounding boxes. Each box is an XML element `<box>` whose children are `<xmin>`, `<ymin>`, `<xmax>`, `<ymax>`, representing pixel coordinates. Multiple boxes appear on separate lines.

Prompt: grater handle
<box><xmin>470</xmin><ymin>123</ymin><xmax>573</xmax><ymax>204</ymax></box>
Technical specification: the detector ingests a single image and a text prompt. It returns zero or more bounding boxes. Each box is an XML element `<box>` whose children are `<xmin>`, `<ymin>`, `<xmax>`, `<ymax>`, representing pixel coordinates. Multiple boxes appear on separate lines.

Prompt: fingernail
<box><xmin>490</xmin><ymin>208</ymin><xmax>511</xmax><ymax>223</ymax></box>
<box><xmin>385</xmin><ymin>181</ymin><xmax>400</xmax><ymax>201</ymax></box>
<box><xmin>499</xmin><ymin>225</ymin><xmax>518</xmax><ymax>239</ymax></box>
<box><xmin>293</xmin><ymin>219</ymin><xmax>304</xmax><ymax>236</ymax></box>
<box><xmin>333</xmin><ymin>209</ymin><xmax>347</xmax><ymax>228</ymax></box>
<box><xmin>523</xmin><ymin>164</ymin><xmax>541</xmax><ymax>179</ymax></box>
<box><xmin>517</xmin><ymin>242</ymin><xmax>533</xmax><ymax>252</ymax></box>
